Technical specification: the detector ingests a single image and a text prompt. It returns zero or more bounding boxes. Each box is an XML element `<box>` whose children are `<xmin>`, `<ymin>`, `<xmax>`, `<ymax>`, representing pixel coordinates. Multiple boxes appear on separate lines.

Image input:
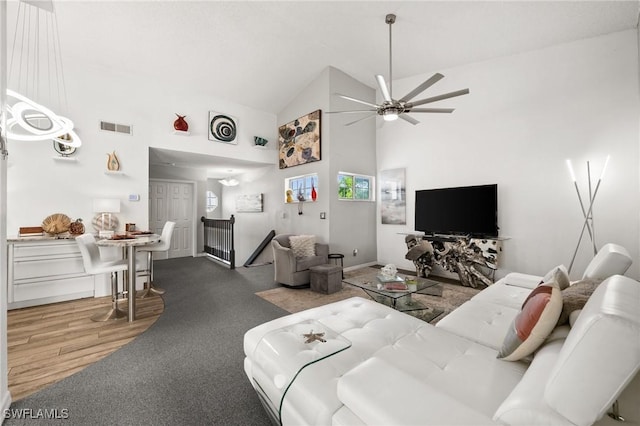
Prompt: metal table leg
<box><xmin>127</xmin><ymin>245</ymin><xmax>136</xmax><ymax>322</ymax></box>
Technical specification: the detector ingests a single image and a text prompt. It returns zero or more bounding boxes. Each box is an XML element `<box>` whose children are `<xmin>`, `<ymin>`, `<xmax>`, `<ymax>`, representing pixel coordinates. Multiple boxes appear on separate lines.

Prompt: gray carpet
<box><xmin>6</xmin><ymin>257</ymin><xmax>284</xmax><ymax>425</ymax></box>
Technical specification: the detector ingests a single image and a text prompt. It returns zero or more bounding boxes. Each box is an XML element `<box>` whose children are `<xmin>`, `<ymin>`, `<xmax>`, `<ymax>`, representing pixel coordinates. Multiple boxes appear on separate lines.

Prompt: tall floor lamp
<box><xmin>566</xmin><ymin>156</ymin><xmax>609</xmax><ymax>274</ymax></box>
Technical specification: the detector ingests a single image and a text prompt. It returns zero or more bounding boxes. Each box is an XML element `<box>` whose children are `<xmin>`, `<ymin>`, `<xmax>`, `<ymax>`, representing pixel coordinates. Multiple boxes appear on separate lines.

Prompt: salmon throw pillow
<box><xmin>497</xmin><ymin>280</ymin><xmax>563</xmax><ymax>361</ymax></box>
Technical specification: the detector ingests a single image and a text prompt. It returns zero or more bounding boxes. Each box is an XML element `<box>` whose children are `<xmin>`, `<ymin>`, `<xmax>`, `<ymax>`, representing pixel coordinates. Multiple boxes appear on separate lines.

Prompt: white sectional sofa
<box><xmin>244</xmin><ymin>243</ymin><xmax>638</xmax><ymax>425</ymax></box>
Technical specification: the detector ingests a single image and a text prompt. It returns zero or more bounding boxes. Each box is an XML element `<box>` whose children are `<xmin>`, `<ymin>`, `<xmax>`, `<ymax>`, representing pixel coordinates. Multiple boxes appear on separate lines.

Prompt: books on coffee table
<box><xmin>376</xmin><ymin>274</ymin><xmax>409</xmax><ymax>291</ymax></box>
<box><xmin>384</xmin><ymin>282</ymin><xmax>409</xmax><ymax>291</ymax></box>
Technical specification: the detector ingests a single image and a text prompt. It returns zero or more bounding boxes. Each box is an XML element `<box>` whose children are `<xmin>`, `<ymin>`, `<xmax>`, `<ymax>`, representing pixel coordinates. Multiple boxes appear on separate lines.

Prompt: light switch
<box><xmin>129</xmin><ymin>194</ymin><xmax>140</xmax><ymax>201</ymax></box>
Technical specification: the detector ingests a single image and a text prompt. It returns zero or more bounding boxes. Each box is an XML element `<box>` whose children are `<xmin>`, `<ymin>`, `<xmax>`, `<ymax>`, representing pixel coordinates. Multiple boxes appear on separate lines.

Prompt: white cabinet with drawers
<box><xmin>7</xmin><ymin>238</ymin><xmax>96</xmax><ymax>309</ymax></box>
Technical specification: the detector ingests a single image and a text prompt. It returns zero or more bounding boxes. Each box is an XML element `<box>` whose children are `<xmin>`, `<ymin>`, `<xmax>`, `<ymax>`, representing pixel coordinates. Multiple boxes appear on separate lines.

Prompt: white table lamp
<box><xmin>93</xmin><ymin>198</ymin><xmax>121</xmax><ymax>237</ymax></box>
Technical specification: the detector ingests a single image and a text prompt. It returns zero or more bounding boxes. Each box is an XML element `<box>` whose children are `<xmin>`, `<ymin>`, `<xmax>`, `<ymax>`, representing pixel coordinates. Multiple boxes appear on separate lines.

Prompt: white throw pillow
<box><xmin>542</xmin><ymin>264</ymin><xmax>570</xmax><ymax>290</ymax></box>
<box><xmin>289</xmin><ymin>235</ymin><xmax>316</xmax><ymax>258</ymax></box>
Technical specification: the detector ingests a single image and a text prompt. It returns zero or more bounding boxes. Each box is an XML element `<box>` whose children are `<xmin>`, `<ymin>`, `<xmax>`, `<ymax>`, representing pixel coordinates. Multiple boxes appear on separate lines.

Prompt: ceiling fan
<box><xmin>329</xmin><ymin>14</ymin><xmax>469</xmax><ymax>126</ymax></box>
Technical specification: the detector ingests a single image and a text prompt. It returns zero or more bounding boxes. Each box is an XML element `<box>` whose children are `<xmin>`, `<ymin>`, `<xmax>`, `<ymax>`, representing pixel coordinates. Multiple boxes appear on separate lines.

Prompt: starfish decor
<box><xmin>303</xmin><ymin>330</ymin><xmax>326</xmax><ymax>344</ymax></box>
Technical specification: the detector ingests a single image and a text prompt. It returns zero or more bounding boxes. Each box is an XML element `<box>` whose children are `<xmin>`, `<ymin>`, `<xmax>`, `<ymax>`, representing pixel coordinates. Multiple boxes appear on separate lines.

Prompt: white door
<box><xmin>149</xmin><ymin>180</ymin><xmax>194</xmax><ymax>259</ymax></box>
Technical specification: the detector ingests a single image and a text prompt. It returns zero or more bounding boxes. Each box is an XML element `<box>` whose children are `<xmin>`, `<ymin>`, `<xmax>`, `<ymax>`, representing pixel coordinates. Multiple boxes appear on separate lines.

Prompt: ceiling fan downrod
<box><xmin>386</xmin><ymin>13</ymin><xmax>396</xmax><ymax>98</ymax></box>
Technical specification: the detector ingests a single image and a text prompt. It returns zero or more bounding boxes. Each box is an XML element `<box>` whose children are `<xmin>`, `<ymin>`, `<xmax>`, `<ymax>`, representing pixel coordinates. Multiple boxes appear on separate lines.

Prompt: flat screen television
<box><xmin>415</xmin><ymin>184</ymin><xmax>498</xmax><ymax>238</ymax></box>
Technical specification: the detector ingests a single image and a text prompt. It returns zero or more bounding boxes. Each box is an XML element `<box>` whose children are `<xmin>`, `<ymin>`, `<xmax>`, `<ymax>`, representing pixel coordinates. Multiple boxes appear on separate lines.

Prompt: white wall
<box><xmin>0</xmin><ymin>0</ymin><xmax>11</xmax><ymax>415</ymax></box>
<box><xmin>272</xmin><ymin>66</ymin><xmax>378</xmax><ymax>268</ymax></box>
<box><xmin>4</xmin><ymin>9</ymin><xmax>635</xmax><ymax>297</ymax></box>
<box><xmin>205</xmin><ymin>178</ymin><xmax>223</xmax><ymax>220</ymax></box>
<box><xmin>4</xmin><ymin>63</ymin><xmax>376</xmax><ymax>271</ymax></box>
<box><xmin>377</xmin><ymin>30</ymin><xmax>640</xmax><ymax>280</ymax></box>
<box><xmin>220</xmin><ymin>165</ymin><xmax>279</xmax><ymax>266</ymax></box>
<box><xmin>213</xmin><ymin>66</ymin><xmax>378</xmax><ymax>267</ymax></box>
<box><xmin>328</xmin><ymin>67</ymin><xmax>377</xmax><ymax>268</ymax></box>
<box><xmin>275</xmin><ymin>67</ymin><xmax>332</xmax><ymax>245</ymax></box>
<box><xmin>5</xmin><ymin>61</ymin><xmax>277</xmax><ymax>246</ymax></box>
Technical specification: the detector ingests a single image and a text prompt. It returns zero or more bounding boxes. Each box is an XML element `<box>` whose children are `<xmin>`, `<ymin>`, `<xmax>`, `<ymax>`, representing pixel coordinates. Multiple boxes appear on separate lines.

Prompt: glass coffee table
<box><xmin>344</xmin><ymin>273</ymin><xmax>441</xmax><ymax>312</ymax></box>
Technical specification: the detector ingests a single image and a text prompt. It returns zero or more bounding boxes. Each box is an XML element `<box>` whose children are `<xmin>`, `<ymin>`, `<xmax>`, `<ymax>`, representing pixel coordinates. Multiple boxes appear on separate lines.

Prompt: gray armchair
<box><xmin>271</xmin><ymin>234</ymin><xmax>329</xmax><ymax>287</ymax></box>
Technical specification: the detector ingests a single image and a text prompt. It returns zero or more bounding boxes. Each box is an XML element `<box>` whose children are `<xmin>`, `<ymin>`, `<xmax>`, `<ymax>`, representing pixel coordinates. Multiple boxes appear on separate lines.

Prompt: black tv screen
<box><xmin>415</xmin><ymin>184</ymin><xmax>498</xmax><ymax>237</ymax></box>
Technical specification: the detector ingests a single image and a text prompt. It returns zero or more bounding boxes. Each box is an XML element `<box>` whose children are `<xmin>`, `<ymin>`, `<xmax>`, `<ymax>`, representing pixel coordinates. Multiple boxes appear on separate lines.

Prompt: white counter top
<box><xmin>7</xmin><ymin>234</ymin><xmax>77</xmax><ymax>242</ymax></box>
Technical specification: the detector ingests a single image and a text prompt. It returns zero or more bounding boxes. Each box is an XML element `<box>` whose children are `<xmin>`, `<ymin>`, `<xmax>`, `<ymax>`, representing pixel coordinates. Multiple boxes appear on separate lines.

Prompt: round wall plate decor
<box><xmin>53</xmin><ymin>140</ymin><xmax>77</xmax><ymax>156</ymax></box>
<box><xmin>208</xmin><ymin>111</ymin><xmax>238</xmax><ymax>144</ymax></box>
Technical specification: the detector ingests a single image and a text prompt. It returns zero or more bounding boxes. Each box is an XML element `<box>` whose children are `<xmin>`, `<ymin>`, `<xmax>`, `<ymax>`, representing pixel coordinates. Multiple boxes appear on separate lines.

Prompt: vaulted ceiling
<box><xmin>5</xmin><ymin>1</ymin><xmax>638</xmax><ymax>178</ymax></box>
<box><xmin>7</xmin><ymin>1</ymin><xmax>638</xmax><ymax>115</ymax></box>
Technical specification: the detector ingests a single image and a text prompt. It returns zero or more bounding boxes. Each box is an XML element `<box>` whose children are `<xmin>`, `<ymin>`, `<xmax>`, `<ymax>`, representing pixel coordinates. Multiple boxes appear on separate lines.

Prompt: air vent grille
<box><xmin>100</xmin><ymin>121</ymin><xmax>132</xmax><ymax>135</ymax></box>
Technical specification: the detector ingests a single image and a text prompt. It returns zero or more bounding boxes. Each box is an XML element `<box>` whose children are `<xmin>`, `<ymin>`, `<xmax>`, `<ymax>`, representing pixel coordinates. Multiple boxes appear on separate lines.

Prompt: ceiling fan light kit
<box><xmin>329</xmin><ymin>13</ymin><xmax>469</xmax><ymax>126</ymax></box>
<box><xmin>382</xmin><ymin>109</ymin><xmax>399</xmax><ymax>122</ymax></box>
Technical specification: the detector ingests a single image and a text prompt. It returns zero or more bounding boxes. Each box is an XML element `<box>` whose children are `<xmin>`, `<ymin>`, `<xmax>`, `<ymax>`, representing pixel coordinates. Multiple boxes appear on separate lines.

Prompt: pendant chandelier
<box><xmin>5</xmin><ymin>0</ymin><xmax>81</xmax><ymax>147</ymax></box>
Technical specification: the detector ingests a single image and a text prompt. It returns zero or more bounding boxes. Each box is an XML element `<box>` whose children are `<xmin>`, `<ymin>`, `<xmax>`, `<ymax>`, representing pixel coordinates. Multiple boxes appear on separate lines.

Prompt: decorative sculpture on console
<box><xmin>405</xmin><ymin>234</ymin><xmax>434</xmax><ymax>278</ymax></box>
<box><xmin>432</xmin><ymin>239</ymin><xmax>493</xmax><ymax>288</ymax></box>
<box><xmin>405</xmin><ymin>234</ymin><xmax>500</xmax><ymax>288</ymax></box>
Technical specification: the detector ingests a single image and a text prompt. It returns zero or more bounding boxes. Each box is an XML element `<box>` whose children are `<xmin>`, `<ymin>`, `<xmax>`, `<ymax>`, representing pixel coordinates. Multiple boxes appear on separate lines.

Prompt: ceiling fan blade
<box><xmin>399</xmin><ymin>114</ymin><xmax>420</xmax><ymax>125</ymax></box>
<box><xmin>326</xmin><ymin>110</ymin><xmax>377</xmax><ymax>114</ymax></box>
<box><xmin>409</xmin><ymin>88</ymin><xmax>470</xmax><ymax>107</ymax></box>
<box><xmin>335</xmin><ymin>93</ymin><xmax>379</xmax><ymax>109</ymax></box>
<box><xmin>408</xmin><ymin>107</ymin><xmax>455</xmax><ymax>113</ymax></box>
<box><xmin>345</xmin><ymin>114</ymin><xmax>377</xmax><ymax>127</ymax></box>
<box><xmin>399</xmin><ymin>73</ymin><xmax>444</xmax><ymax>103</ymax></box>
<box><xmin>375</xmin><ymin>75</ymin><xmax>392</xmax><ymax>102</ymax></box>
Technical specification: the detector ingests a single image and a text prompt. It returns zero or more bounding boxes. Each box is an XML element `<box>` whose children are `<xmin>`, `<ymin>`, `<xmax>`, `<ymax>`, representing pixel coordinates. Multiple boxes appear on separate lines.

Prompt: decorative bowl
<box><xmin>254</xmin><ymin>136</ymin><xmax>268</xmax><ymax>146</ymax></box>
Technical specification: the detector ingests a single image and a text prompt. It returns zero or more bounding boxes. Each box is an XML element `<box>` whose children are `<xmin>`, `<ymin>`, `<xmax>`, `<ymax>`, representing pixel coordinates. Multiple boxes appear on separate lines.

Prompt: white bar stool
<box><xmin>76</xmin><ymin>233</ymin><xmax>129</xmax><ymax>321</ymax></box>
<box><xmin>137</xmin><ymin>221</ymin><xmax>175</xmax><ymax>298</ymax></box>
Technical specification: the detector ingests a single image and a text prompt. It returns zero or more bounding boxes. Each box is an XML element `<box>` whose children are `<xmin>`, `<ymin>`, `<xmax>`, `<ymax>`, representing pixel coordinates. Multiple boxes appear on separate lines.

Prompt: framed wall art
<box><xmin>380</xmin><ymin>168</ymin><xmax>406</xmax><ymax>225</ymax></box>
<box><xmin>278</xmin><ymin>109</ymin><xmax>321</xmax><ymax>169</ymax></box>
<box><xmin>236</xmin><ymin>193</ymin><xmax>263</xmax><ymax>213</ymax></box>
<box><xmin>208</xmin><ymin>111</ymin><xmax>238</xmax><ymax>144</ymax></box>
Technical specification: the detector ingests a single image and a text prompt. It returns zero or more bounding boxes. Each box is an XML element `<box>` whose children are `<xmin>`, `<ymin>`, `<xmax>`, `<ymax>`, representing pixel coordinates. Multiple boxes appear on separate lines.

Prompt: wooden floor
<box><xmin>7</xmin><ymin>294</ymin><xmax>164</xmax><ymax>401</ymax></box>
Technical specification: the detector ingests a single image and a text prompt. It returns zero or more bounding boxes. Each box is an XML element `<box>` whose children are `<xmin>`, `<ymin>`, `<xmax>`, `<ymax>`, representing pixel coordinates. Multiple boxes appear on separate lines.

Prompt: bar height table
<box><xmin>96</xmin><ymin>234</ymin><xmax>161</xmax><ymax>322</ymax></box>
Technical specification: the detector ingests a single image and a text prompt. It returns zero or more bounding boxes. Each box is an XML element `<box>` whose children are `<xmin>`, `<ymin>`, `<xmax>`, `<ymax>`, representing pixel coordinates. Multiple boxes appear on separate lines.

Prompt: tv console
<box><xmin>404</xmin><ymin>234</ymin><xmax>503</xmax><ymax>288</ymax></box>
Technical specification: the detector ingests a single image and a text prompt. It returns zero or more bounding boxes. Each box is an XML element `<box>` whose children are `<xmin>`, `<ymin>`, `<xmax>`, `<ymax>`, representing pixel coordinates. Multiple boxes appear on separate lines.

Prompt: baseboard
<box><xmin>343</xmin><ymin>261</ymin><xmax>378</xmax><ymax>272</ymax></box>
<box><xmin>1</xmin><ymin>388</ymin><xmax>12</xmax><ymax>424</ymax></box>
<box><xmin>203</xmin><ymin>254</ymin><xmax>232</xmax><ymax>268</ymax></box>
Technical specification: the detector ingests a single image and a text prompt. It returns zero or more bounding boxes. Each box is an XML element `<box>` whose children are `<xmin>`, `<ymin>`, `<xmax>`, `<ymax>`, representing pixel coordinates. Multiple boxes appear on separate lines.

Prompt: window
<box><xmin>284</xmin><ymin>173</ymin><xmax>318</xmax><ymax>202</ymax></box>
<box><xmin>206</xmin><ymin>191</ymin><xmax>218</xmax><ymax>212</ymax></box>
<box><xmin>338</xmin><ymin>172</ymin><xmax>374</xmax><ymax>201</ymax></box>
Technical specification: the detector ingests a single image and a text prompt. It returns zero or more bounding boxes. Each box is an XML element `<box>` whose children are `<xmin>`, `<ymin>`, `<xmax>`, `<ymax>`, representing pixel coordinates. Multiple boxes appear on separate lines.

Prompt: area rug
<box><xmin>256</xmin><ymin>266</ymin><xmax>481</xmax><ymax>324</ymax></box>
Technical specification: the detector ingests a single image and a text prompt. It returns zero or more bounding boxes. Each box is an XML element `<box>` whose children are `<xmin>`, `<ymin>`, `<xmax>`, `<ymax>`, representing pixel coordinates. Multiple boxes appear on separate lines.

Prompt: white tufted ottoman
<box><xmin>248</xmin><ymin>319</ymin><xmax>351</xmax><ymax>422</ymax></box>
<box><xmin>244</xmin><ymin>296</ymin><xmax>425</xmax><ymax>425</ymax></box>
